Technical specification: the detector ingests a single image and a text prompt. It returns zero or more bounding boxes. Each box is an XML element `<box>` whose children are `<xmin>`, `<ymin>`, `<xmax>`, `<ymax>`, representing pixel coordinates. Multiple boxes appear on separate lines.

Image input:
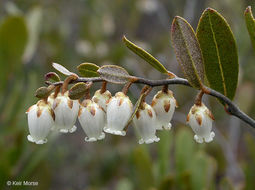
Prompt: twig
<box><xmin>46</xmin><ymin>76</ymin><xmax>255</xmax><ymax>128</ymax></box>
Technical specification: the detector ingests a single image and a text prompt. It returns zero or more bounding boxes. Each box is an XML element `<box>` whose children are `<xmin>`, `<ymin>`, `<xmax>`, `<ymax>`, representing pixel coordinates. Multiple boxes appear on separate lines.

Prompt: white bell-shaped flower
<box><xmin>53</xmin><ymin>91</ymin><xmax>79</xmax><ymax>133</ymax></box>
<box><xmin>26</xmin><ymin>100</ymin><xmax>55</xmax><ymax>144</ymax></box>
<box><xmin>187</xmin><ymin>103</ymin><xmax>215</xmax><ymax>143</ymax></box>
<box><xmin>151</xmin><ymin>90</ymin><xmax>177</xmax><ymax>130</ymax></box>
<box><xmin>104</xmin><ymin>92</ymin><xmax>133</xmax><ymax>136</ymax></box>
<box><xmin>133</xmin><ymin>102</ymin><xmax>160</xmax><ymax>144</ymax></box>
<box><xmin>78</xmin><ymin>99</ymin><xmax>105</xmax><ymax>142</ymax></box>
<box><xmin>92</xmin><ymin>89</ymin><xmax>112</xmax><ymax>111</ymax></box>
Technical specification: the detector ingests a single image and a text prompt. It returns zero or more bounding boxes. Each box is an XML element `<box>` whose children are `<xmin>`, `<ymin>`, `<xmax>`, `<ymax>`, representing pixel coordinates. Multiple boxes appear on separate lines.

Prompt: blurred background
<box><xmin>0</xmin><ymin>0</ymin><xmax>255</xmax><ymax>189</ymax></box>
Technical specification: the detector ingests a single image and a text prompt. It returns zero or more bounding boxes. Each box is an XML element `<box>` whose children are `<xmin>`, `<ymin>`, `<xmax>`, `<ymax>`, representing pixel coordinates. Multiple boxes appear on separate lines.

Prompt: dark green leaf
<box><xmin>97</xmin><ymin>65</ymin><xmax>131</xmax><ymax>84</ymax></box>
<box><xmin>132</xmin><ymin>147</ymin><xmax>154</xmax><ymax>190</ymax></box>
<box><xmin>23</xmin><ymin>7</ymin><xmax>42</xmax><ymax>63</ymax></box>
<box><xmin>44</xmin><ymin>72</ymin><xmax>60</xmax><ymax>82</ymax></box>
<box><xmin>175</xmin><ymin>128</ymin><xmax>195</xmax><ymax>175</ymax></box>
<box><xmin>52</xmin><ymin>62</ymin><xmax>73</xmax><ymax>76</ymax></box>
<box><xmin>0</xmin><ymin>16</ymin><xmax>28</xmax><ymax>92</ymax></box>
<box><xmin>245</xmin><ymin>6</ymin><xmax>255</xmax><ymax>52</ymax></box>
<box><xmin>190</xmin><ymin>152</ymin><xmax>216</xmax><ymax>190</ymax></box>
<box><xmin>171</xmin><ymin>16</ymin><xmax>204</xmax><ymax>89</ymax></box>
<box><xmin>157</xmin><ymin>131</ymin><xmax>173</xmax><ymax>179</ymax></box>
<box><xmin>196</xmin><ymin>8</ymin><xmax>239</xmax><ymax>100</ymax></box>
<box><xmin>35</xmin><ymin>86</ymin><xmax>53</xmax><ymax>99</ymax></box>
<box><xmin>158</xmin><ymin>175</ymin><xmax>174</xmax><ymax>190</ymax></box>
<box><xmin>77</xmin><ymin>62</ymin><xmax>99</xmax><ymax>77</ymax></box>
<box><xmin>68</xmin><ymin>82</ymin><xmax>88</xmax><ymax>100</ymax></box>
<box><xmin>123</xmin><ymin>36</ymin><xmax>168</xmax><ymax>74</ymax></box>
<box><xmin>125</xmin><ymin>92</ymin><xmax>146</xmax><ymax>130</ymax></box>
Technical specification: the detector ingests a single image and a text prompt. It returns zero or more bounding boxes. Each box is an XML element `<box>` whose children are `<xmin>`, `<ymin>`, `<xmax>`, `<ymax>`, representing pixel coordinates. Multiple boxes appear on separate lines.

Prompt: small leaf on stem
<box><xmin>68</xmin><ymin>82</ymin><xmax>89</xmax><ymax>100</ymax></box>
<box><xmin>171</xmin><ymin>16</ymin><xmax>204</xmax><ymax>89</ymax></box>
<box><xmin>52</xmin><ymin>62</ymin><xmax>74</xmax><ymax>76</ymax></box>
<box><xmin>124</xmin><ymin>92</ymin><xmax>146</xmax><ymax>131</ymax></box>
<box><xmin>97</xmin><ymin>65</ymin><xmax>132</xmax><ymax>84</ymax></box>
<box><xmin>44</xmin><ymin>72</ymin><xmax>60</xmax><ymax>82</ymax></box>
<box><xmin>123</xmin><ymin>35</ymin><xmax>168</xmax><ymax>74</ymax></box>
<box><xmin>245</xmin><ymin>6</ymin><xmax>255</xmax><ymax>52</ymax></box>
<box><xmin>77</xmin><ymin>62</ymin><xmax>99</xmax><ymax>77</ymax></box>
<box><xmin>35</xmin><ymin>86</ymin><xmax>54</xmax><ymax>99</ymax></box>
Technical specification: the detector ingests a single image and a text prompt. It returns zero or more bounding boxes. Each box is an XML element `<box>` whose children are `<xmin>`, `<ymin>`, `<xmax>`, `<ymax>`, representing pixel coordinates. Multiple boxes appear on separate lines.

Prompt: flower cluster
<box><xmin>26</xmin><ymin>87</ymin><xmax>215</xmax><ymax>145</ymax></box>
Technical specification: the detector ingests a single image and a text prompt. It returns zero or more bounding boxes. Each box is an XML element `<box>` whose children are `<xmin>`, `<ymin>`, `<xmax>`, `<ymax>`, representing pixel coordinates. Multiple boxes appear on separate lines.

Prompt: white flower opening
<box><xmin>78</xmin><ymin>100</ymin><xmax>105</xmax><ymax>142</ymax></box>
<box><xmin>53</xmin><ymin>92</ymin><xmax>79</xmax><ymax>133</ymax></box>
<box><xmin>152</xmin><ymin>90</ymin><xmax>177</xmax><ymax>130</ymax></box>
<box><xmin>133</xmin><ymin>102</ymin><xmax>160</xmax><ymax>144</ymax></box>
<box><xmin>187</xmin><ymin>103</ymin><xmax>215</xmax><ymax>143</ymax></box>
<box><xmin>26</xmin><ymin>100</ymin><xmax>55</xmax><ymax>144</ymax></box>
<box><xmin>104</xmin><ymin>92</ymin><xmax>133</xmax><ymax>136</ymax></box>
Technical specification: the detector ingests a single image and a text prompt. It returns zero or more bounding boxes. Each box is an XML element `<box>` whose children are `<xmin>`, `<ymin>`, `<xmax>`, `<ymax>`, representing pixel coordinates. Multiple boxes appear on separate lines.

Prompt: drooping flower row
<box><xmin>26</xmin><ymin>88</ymin><xmax>215</xmax><ymax>144</ymax></box>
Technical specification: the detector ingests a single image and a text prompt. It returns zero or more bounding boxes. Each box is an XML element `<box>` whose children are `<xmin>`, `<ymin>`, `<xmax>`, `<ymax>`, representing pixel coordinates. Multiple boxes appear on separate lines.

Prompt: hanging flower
<box><xmin>78</xmin><ymin>99</ymin><xmax>105</xmax><ymax>142</ymax></box>
<box><xmin>187</xmin><ymin>103</ymin><xmax>215</xmax><ymax>143</ymax></box>
<box><xmin>133</xmin><ymin>102</ymin><xmax>160</xmax><ymax>144</ymax></box>
<box><xmin>26</xmin><ymin>100</ymin><xmax>55</xmax><ymax>144</ymax></box>
<box><xmin>104</xmin><ymin>92</ymin><xmax>133</xmax><ymax>136</ymax></box>
<box><xmin>53</xmin><ymin>91</ymin><xmax>79</xmax><ymax>133</ymax></box>
<box><xmin>92</xmin><ymin>89</ymin><xmax>112</xmax><ymax>111</ymax></box>
<box><xmin>151</xmin><ymin>90</ymin><xmax>177</xmax><ymax>130</ymax></box>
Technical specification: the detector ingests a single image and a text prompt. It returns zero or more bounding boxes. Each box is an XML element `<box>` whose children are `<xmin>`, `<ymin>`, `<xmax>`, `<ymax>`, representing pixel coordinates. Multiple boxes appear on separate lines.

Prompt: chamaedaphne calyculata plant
<box><xmin>26</xmin><ymin>7</ymin><xmax>255</xmax><ymax>145</ymax></box>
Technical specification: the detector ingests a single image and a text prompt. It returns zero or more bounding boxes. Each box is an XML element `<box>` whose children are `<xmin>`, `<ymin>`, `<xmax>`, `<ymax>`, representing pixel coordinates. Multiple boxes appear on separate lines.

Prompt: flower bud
<box><xmin>187</xmin><ymin>103</ymin><xmax>215</xmax><ymax>143</ymax></box>
<box><xmin>26</xmin><ymin>100</ymin><xmax>55</xmax><ymax>144</ymax></box>
<box><xmin>92</xmin><ymin>89</ymin><xmax>112</xmax><ymax>111</ymax></box>
<box><xmin>151</xmin><ymin>90</ymin><xmax>177</xmax><ymax>130</ymax></box>
<box><xmin>133</xmin><ymin>102</ymin><xmax>160</xmax><ymax>144</ymax></box>
<box><xmin>53</xmin><ymin>91</ymin><xmax>79</xmax><ymax>133</ymax></box>
<box><xmin>78</xmin><ymin>99</ymin><xmax>105</xmax><ymax>142</ymax></box>
<box><xmin>104</xmin><ymin>92</ymin><xmax>133</xmax><ymax>136</ymax></box>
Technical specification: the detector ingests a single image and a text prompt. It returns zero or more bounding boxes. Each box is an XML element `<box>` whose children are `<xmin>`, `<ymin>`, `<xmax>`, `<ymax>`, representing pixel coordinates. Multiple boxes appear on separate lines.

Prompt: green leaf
<box><xmin>158</xmin><ymin>175</ymin><xmax>174</xmax><ymax>190</ymax></box>
<box><xmin>132</xmin><ymin>147</ymin><xmax>154</xmax><ymax>190</ymax></box>
<box><xmin>122</xmin><ymin>36</ymin><xmax>168</xmax><ymax>74</ymax></box>
<box><xmin>0</xmin><ymin>16</ymin><xmax>28</xmax><ymax>91</ymax></box>
<box><xmin>68</xmin><ymin>82</ymin><xmax>88</xmax><ymax>100</ymax></box>
<box><xmin>157</xmin><ymin>131</ymin><xmax>173</xmax><ymax>180</ymax></box>
<box><xmin>175</xmin><ymin>128</ymin><xmax>195</xmax><ymax>176</ymax></box>
<box><xmin>97</xmin><ymin>65</ymin><xmax>132</xmax><ymax>84</ymax></box>
<box><xmin>245</xmin><ymin>6</ymin><xmax>255</xmax><ymax>52</ymax></box>
<box><xmin>190</xmin><ymin>152</ymin><xmax>217</xmax><ymax>190</ymax></box>
<box><xmin>35</xmin><ymin>86</ymin><xmax>54</xmax><ymax>99</ymax></box>
<box><xmin>171</xmin><ymin>16</ymin><xmax>204</xmax><ymax>89</ymax></box>
<box><xmin>77</xmin><ymin>62</ymin><xmax>99</xmax><ymax>77</ymax></box>
<box><xmin>23</xmin><ymin>7</ymin><xmax>42</xmax><ymax>63</ymax></box>
<box><xmin>196</xmin><ymin>8</ymin><xmax>239</xmax><ymax>101</ymax></box>
<box><xmin>52</xmin><ymin>62</ymin><xmax>73</xmax><ymax>76</ymax></box>
<box><xmin>44</xmin><ymin>72</ymin><xmax>60</xmax><ymax>82</ymax></box>
<box><xmin>124</xmin><ymin>92</ymin><xmax>146</xmax><ymax>130</ymax></box>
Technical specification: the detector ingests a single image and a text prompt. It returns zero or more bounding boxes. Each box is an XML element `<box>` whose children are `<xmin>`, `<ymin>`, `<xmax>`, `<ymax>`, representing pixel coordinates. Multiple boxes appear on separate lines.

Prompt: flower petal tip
<box><xmin>85</xmin><ymin>137</ymin><xmax>98</xmax><ymax>142</ymax></box>
<box><xmin>27</xmin><ymin>135</ymin><xmax>47</xmax><ymax>144</ymax></box>
<box><xmin>27</xmin><ymin>135</ymin><xmax>35</xmax><ymax>143</ymax></box>
<box><xmin>194</xmin><ymin>135</ymin><xmax>204</xmax><ymax>143</ymax></box>
<box><xmin>59</xmin><ymin>129</ymin><xmax>69</xmax><ymax>133</ymax></box>
<box><xmin>98</xmin><ymin>132</ymin><xmax>105</xmax><ymax>140</ymax></box>
<box><xmin>163</xmin><ymin>123</ymin><xmax>172</xmax><ymax>130</ymax></box>
<box><xmin>204</xmin><ymin>132</ymin><xmax>215</xmax><ymax>143</ymax></box>
<box><xmin>138</xmin><ymin>136</ymin><xmax>160</xmax><ymax>144</ymax></box>
<box><xmin>69</xmin><ymin>125</ymin><xmax>77</xmax><ymax>133</ymax></box>
<box><xmin>103</xmin><ymin>127</ymin><xmax>126</xmax><ymax>136</ymax></box>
